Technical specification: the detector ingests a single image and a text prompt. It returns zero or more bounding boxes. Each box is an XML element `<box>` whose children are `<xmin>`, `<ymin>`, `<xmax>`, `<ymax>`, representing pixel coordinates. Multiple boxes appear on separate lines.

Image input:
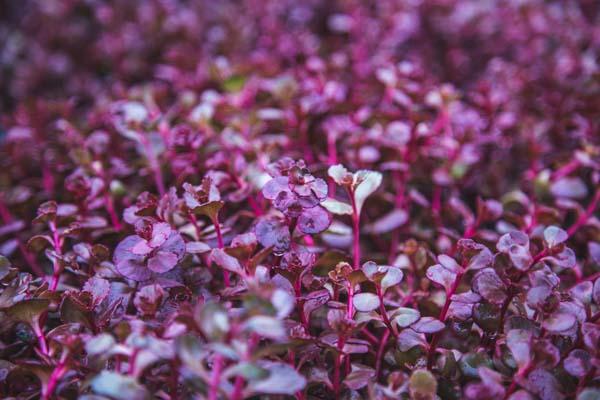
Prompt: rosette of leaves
<box><xmin>113</xmin><ymin>221</ymin><xmax>185</xmax><ymax>281</ymax></box>
<box><xmin>325</xmin><ymin>164</ymin><xmax>383</xmax><ymax>219</ymax></box>
<box><xmin>183</xmin><ymin>178</ymin><xmax>223</xmax><ymax>223</ymax></box>
<box><xmin>256</xmin><ymin>159</ymin><xmax>331</xmax><ymax>252</ymax></box>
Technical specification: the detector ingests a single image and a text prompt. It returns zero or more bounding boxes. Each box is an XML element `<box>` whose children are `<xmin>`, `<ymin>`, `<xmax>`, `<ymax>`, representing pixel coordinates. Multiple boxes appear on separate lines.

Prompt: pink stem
<box><xmin>345</xmin><ymin>189</ymin><xmax>360</xmax><ymax>320</ymax></box>
<box><xmin>551</xmin><ymin>159</ymin><xmax>580</xmax><ymax>181</ymax></box>
<box><xmin>33</xmin><ymin>322</ymin><xmax>48</xmax><ymax>356</ymax></box>
<box><xmin>295</xmin><ymin>277</ymin><xmax>309</xmax><ymax>330</ymax></box>
<box><xmin>375</xmin><ymin>329</ymin><xmax>390</xmax><ymax>379</ymax></box>
<box><xmin>105</xmin><ymin>193</ymin><xmax>122</xmax><ymax>231</ymax></box>
<box><xmin>213</xmin><ymin>215</ymin><xmax>229</xmax><ymax>287</ymax></box>
<box><xmin>427</xmin><ymin>271</ymin><xmax>463</xmax><ymax>369</ymax></box>
<box><xmin>333</xmin><ymin>336</ymin><xmax>345</xmax><ymax>397</ymax></box>
<box><xmin>208</xmin><ymin>355</ymin><xmax>223</xmax><ymax>400</ymax></box>
<box><xmin>567</xmin><ymin>188</ymin><xmax>600</xmax><ymax>237</ymax></box>
<box><xmin>49</xmin><ymin>221</ymin><xmax>63</xmax><ymax>292</ymax></box>
<box><xmin>346</xmin><ymin>282</ymin><xmax>354</xmax><ymax>319</ymax></box>
<box><xmin>327</xmin><ymin>133</ymin><xmax>338</xmax><ymax>195</ymax></box>
<box><xmin>505</xmin><ymin>362</ymin><xmax>533</xmax><ymax>399</ymax></box>
<box><xmin>43</xmin><ymin>353</ymin><xmax>68</xmax><ymax>400</ymax></box>
<box><xmin>42</xmin><ymin>164</ymin><xmax>55</xmax><ymax>195</ymax></box>
<box><xmin>376</xmin><ymin>286</ymin><xmax>397</xmax><ymax>338</ymax></box>
<box><xmin>128</xmin><ymin>348</ymin><xmax>139</xmax><ymax>375</ymax></box>
<box><xmin>231</xmin><ymin>335</ymin><xmax>258</xmax><ymax>400</ymax></box>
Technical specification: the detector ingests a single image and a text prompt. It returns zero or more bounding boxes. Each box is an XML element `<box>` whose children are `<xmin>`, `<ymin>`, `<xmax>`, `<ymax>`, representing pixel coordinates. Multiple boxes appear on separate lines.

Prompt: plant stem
<box><xmin>376</xmin><ymin>286</ymin><xmax>397</xmax><ymax>338</ymax></box>
<box><xmin>505</xmin><ymin>362</ymin><xmax>533</xmax><ymax>399</ymax></box>
<box><xmin>350</xmin><ymin>195</ymin><xmax>360</xmax><ymax>270</ymax></box>
<box><xmin>427</xmin><ymin>271</ymin><xmax>463</xmax><ymax>369</ymax></box>
<box><xmin>333</xmin><ymin>335</ymin><xmax>345</xmax><ymax>398</ymax></box>
<box><xmin>347</xmin><ymin>282</ymin><xmax>354</xmax><ymax>319</ymax></box>
<box><xmin>48</xmin><ymin>221</ymin><xmax>63</xmax><ymax>292</ymax></box>
<box><xmin>360</xmin><ymin>328</ymin><xmax>379</xmax><ymax>345</ymax></box>
<box><xmin>43</xmin><ymin>351</ymin><xmax>68</xmax><ymax>400</ymax></box>
<box><xmin>327</xmin><ymin>133</ymin><xmax>337</xmax><ymax>195</ymax></box>
<box><xmin>33</xmin><ymin>322</ymin><xmax>48</xmax><ymax>356</ymax></box>
<box><xmin>295</xmin><ymin>276</ymin><xmax>309</xmax><ymax>330</ymax></box>
<box><xmin>105</xmin><ymin>192</ymin><xmax>122</xmax><ymax>231</ymax></box>
<box><xmin>347</xmin><ymin>189</ymin><xmax>360</xmax><ymax>319</ymax></box>
<box><xmin>567</xmin><ymin>188</ymin><xmax>600</xmax><ymax>237</ymax></box>
<box><xmin>213</xmin><ymin>214</ymin><xmax>229</xmax><ymax>287</ymax></box>
<box><xmin>375</xmin><ymin>329</ymin><xmax>390</xmax><ymax>379</ymax></box>
<box><xmin>231</xmin><ymin>334</ymin><xmax>258</xmax><ymax>400</ymax></box>
<box><xmin>209</xmin><ymin>355</ymin><xmax>224</xmax><ymax>400</ymax></box>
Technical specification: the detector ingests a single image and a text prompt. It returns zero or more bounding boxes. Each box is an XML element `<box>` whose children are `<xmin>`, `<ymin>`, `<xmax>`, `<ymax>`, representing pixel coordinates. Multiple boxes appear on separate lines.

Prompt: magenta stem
<box><xmin>213</xmin><ymin>214</ymin><xmax>229</xmax><ymax>287</ymax></box>
<box><xmin>33</xmin><ymin>322</ymin><xmax>48</xmax><ymax>356</ymax></box>
<box><xmin>376</xmin><ymin>286</ymin><xmax>397</xmax><ymax>338</ymax></box>
<box><xmin>505</xmin><ymin>362</ymin><xmax>533</xmax><ymax>399</ymax></box>
<box><xmin>43</xmin><ymin>352</ymin><xmax>68</xmax><ymax>400</ymax></box>
<box><xmin>375</xmin><ymin>329</ymin><xmax>390</xmax><ymax>379</ymax></box>
<box><xmin>567</xmin><ymin>188</ymin><xmax>600</xmax><ymax>237</ymax></box>
<box><xmin>105</xmin><ymin>193</ymin><xmax>122</xmax><ymax>231</ymax></box>
<box><xmin>49</xmin><ymin>221</ymin><xmax>63</xmax><ymax>292</ymax></box>
<box><xmin>208</xmin><ymin>355</ymin><xmax>224</xmax><ymax>400</ymax></box>
<box><xmin>295</xmin><ymin>277</ymin><xmax>309</xmax><ymax>331</ymax></box>
<box><xmin>333</xmin><ymin>335</ymin><xmax>345</xmax><ymax>397</ymax></box>
<box><xmin>427</xmin><ymin>270</ymin><xmax>463</xmax><ymax>369</ymax></box>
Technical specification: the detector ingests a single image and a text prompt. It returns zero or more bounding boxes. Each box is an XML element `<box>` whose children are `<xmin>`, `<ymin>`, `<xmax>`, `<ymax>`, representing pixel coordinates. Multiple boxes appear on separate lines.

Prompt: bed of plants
<box><xmin>0</xmin><ymin>0</ymin><xmax>599</xmax><ymax>399</ymax></box>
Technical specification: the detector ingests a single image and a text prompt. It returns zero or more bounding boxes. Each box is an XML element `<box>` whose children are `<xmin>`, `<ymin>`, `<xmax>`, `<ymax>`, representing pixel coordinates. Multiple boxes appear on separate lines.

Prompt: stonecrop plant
<box><xmin>1</xmin><ymin>0</ymin><xmax>599</xmax><ymax>399</ymax></box>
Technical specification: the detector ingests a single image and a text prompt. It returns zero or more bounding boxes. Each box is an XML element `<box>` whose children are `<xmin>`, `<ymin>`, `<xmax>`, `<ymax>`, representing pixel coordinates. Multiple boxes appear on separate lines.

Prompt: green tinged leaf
<box><xmin>409</xmin><ymin>369</ymin><xmax>437</xmax><ymax>400</ymax></box>
<box><xmin>223</xmin><ymin>75</ymin><xmax>247</xmax><ymax>92</ymax></box>
<box><xmin>90</xmin><ymin>371</ymin><xmax>149</xmax><ymax>400</ymax></box>
<box><xmin>6</xmin><ymin>299</ymin><xmax>50</xmax><ymax>327</ymax></box>
<box><xmin>210</xmin><ymin>248</ymin><xmax>244</xmax><ymax>276</ymax></box>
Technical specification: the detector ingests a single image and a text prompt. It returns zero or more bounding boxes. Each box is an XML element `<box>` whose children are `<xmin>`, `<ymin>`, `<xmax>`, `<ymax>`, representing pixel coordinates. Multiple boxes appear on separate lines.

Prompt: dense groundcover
<box><xmin>1</xmin><ymin>0</ymin><xmax>600</xmax><ymax>399</ymax></box>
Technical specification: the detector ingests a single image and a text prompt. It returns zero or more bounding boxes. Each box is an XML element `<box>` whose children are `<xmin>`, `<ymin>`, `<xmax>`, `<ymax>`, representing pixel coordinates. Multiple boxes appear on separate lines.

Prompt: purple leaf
<box><xmin>210</xmin><ymin>248</ymin><xmax>244</xmax><ymax>275</ymax></box>
<box><xmin>249</xmin><ymin>361</ymin><xmax>306</xmax><ymax>395</ymax></box>
<box><xmin>116</xmin><ymin>258</ymin><xmax>152</xmax><ymax>281</ymax></box>
<box><xmin>365</xmin><ymin>208</ymin><xmax>408</xmax><ymax>234</ymax></box>
<box><xmin>507</xmin><ymin>329</ymin><xmax>532</xmax><ymax>369</ymax></box>
<box><xmin>472</xmin><ymin>268</ymin><xmax>507</xmax><ymax>304</ymax></box>
<box><xmin>262</xmin><ymin>177</ymin><xmax>290</xmax><ymax>200</ymax></box>
<box><xmin>397</xmin><ymin>328</ymin><xmax>426</xmax><ymax>351</ymax></box>
<box><xmin>391</xmin><ymin>307</ymin><xmax>421</xmax><ymax>328</ymax></box>
<box><xmin>523</xmin><ymin>368</ymin><xmax>564</xmax><ymax>400</ymax></box>
<box><xmin>83</xmin><ymin>276</ymin><xmax>110</xmax><ymax>308</ymax></box>
<box><xmin>147</xmin><ymin>251</ymin><xmax>178</xmax><ymax>273</ymax></box>
<box><xmin>550</xmin><ymin>177</ymin><xmax>588</xmax><ymax>199</ymax></box>
<box><xmin>298</xmin><ymin>206</ymin><xmax>331</xmax><ymax>234</ymax></box>
<box><xmin>542</xmin><ymin>312</ymin><xmax>576</xmax><ymax>333</ymax></box>
<box><xmin>426</xmin><ymin>263</ymin><xmax>457</xmax><ymax>293</ymax></box>
<box><xmin>134</xmin><ymin>284</ymin><xmax>165</xmax><ymax>316</ymax></box>
<box><xmin>255</xmin><ymin>218</ymin><xmax>291</xmax><ymax>253</ymax></box>
<box><xmin>343</xmin><ymin>364</ymin><xmax>375</xmax><ymax>390</ymax></box>
<box><xmin>543</xmin><ymin>226</ymin><xmax>568</xmax><ymax>248</ymax></box>
<box><xmin>353</xmin><ymin>292</ymin><xmax>380</xmax><ymax>312</ymax></box>
<box><xmin>411</xmin><ymin>317</ymin><xmax>445</xmax><ymax>333</ymax></box>
<box><xmin>563</xmin><ymin>349</ymin><xmax>591</xmax><ymax>378</ymax></box>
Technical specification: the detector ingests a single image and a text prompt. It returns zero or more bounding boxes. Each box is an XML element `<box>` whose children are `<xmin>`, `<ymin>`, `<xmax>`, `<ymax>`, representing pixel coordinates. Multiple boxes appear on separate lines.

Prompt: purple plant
<box><xmin>0</xmin><ymin>1</ymin><xmax>599</xmax><ymax>399</ymax></box>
